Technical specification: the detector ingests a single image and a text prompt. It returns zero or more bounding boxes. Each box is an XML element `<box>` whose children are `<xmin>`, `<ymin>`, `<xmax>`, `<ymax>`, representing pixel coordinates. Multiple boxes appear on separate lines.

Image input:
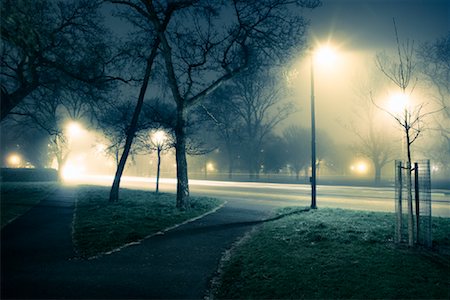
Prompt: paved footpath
<box><xmin>1</xmin><ymin>187</ymin><xmax>272</xmax><ymax>299</ymax></box>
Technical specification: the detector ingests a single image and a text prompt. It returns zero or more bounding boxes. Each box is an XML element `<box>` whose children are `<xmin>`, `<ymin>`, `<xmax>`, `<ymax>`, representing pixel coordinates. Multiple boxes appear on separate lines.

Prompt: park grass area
<box><xmin>1</xmin><ymin>182</ymin><xmax>59</xmax><ymax>228</ymax></box>
<box><xmin>73</xmin><ymin>185</ymin><xmax>225</xmax><ymax>258</ymax></box>
<box><xmin>215</xmin><ymin>208</ymin><xmax>450</xmax><ymax>299</ymax></box>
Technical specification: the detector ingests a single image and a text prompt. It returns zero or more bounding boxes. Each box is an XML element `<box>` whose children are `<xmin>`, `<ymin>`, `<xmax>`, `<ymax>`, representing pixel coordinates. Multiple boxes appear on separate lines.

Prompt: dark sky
<box><xmin>306</xmin><ymin>0</ymin><xmax>449</xmax><ymax>51</ymax></box>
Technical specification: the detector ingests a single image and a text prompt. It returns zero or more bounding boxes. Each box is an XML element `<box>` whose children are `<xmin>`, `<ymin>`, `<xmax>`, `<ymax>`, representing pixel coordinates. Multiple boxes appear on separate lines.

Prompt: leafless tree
<box><xmin>417</xmin><ymin>34</ymin><xmax>450</xmax><ymax>174</ymax></box>
<box><xmin>229</xmin><ymin>70</ymin><xmax>294</xmax><ymax>178</ymax></box>
<box><xmin>375</xmin><ymin>19</ymin><xmax>436</xmax><ymax>246</ymax></box>
<box><xmin>96</xmin><ymin>99</ymin><xmax>137</xmax><ymax>167</ymax></box>
<box><xmin>348</xmin><ymin>72</ymin><xmax>396</xmax><ymax>184</ymax></box>
<box><xmin>283</xmin><ymin>126</ymin><xmax>309</xmax><ymax>180</ymax></box>
<box><xmin>137</xmin><ymin>129</ymin><xmax>174</xmax><ymax>193</ymax></box>
<box><xmin>202</xmin><ymin>87</ymin><xmax>243</xmax><ymax>179</ymax></box>
<box><xmin>0</xmin><ymin>0</ymin><xmax>116</xmax><ymax>121</ymax></box>
<box><xmin>108</xmin><ymin>0</ymin><xmax>319</xmax><ymax>208</ymax></box>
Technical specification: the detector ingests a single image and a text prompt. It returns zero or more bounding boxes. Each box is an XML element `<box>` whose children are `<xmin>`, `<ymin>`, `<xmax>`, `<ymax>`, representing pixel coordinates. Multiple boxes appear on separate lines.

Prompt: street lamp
<box><xmin>151</xmin><ymin>129</ymin><xmax>168</xmax><ymax>193</ymax></box>
<box><xmin>7</xmin><ymin>153</ymin><xmax>22</xmax><ymax>167</ymax></box>
<box><xmin>309</xmin><ymin>44</ymin><xmax>337</xmax><ymax>209</ymax></box>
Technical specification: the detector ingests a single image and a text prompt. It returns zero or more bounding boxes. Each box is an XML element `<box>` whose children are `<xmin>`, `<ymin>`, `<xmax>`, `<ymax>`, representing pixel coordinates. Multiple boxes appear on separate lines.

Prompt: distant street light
<box><xmin>7</xmin><ymin>153</ymin><xmax>22</xmax><ymax>167</ymax></box>
<box><xmin>66</xmin><ymin>121</ymin><xmax>84</xmax><ymax>139</ymax></box>
<box><xmin>309</xmin><ymin>43</ymin><xmax>338</xmax><ymax>209</ymax></box>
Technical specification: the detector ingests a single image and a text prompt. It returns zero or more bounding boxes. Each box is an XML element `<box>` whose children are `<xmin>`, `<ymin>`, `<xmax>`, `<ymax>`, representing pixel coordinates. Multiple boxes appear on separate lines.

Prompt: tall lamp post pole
<box><xmin>310</xmin><ymin>48</ymin><xmax>317</xmax><ymax>209</ymax></box>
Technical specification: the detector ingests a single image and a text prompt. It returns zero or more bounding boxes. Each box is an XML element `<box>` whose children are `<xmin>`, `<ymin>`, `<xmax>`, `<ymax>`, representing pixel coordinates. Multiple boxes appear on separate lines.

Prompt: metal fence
<box><xmin>394</xmin><ymin>160</ymin><xmax>432</xmax><ymax>247</ymax></box>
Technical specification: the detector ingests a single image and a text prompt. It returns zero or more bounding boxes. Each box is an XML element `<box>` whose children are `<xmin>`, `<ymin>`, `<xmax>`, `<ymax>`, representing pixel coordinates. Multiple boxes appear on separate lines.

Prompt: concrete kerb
<box><xmin>73</xmin><ymin>199</ymin><xmax>228</xmax><ymax>260</ymax></box>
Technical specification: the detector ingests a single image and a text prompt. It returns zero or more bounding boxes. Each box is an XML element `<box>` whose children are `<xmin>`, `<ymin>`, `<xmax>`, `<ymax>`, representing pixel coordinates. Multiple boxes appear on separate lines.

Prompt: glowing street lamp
<box><xmin>66</xmin><ymin>121</ymin><xmax>83</xmax><ymax>139</ymax></box>
<box><xmin>309</xmin><ymin>43</ymin><xmax>338</xmax><ymax>209</ymax></box>
<box><xmin>151</xmin><ymin>130</ymin><xmax>169</xmax><ymax>193</ymax></box>
<box><xmin>7</xmin><ymin>153</ymin><xmax>22</xmax><ymax>167</ymax></box>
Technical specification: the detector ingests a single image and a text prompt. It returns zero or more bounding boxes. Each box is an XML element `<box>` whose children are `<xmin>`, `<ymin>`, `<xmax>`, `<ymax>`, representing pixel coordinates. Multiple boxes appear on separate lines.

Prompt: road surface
<box><xmin>67</xmin><ymin>175</ymin><xmax>450</xmax><ymax>217</ymax></box>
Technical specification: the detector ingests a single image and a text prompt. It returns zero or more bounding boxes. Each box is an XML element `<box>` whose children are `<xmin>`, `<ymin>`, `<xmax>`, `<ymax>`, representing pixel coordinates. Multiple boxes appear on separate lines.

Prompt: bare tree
<box><xmin>230</xmin><ymin>70</ymin><xmax>294</xmax><ymax>178</ymax></box>
<box><xmin>348</xmin><ymin>72</ymin><xmax>396</xmax><ymax>184</ymax></box>
<box><xmin>417</xmin><ymin>34</ymin><xmax>450</xmax><ymax>174</ymax></box>
<box><xmin>96</xmin><ymin>99</ymin><xmax>137</xmax><ymax>167</ymax></box>
<box><xmin>375</xmin><ymin>19</ymin><xmax>435</xmax><ymax>246</ymax></box>
<box><xmin>109</xmin><ymin>0</ymin><xmax>319</xmax><ymax>208</ymax></box>
<box><xmin>0</xmin><ymin>0</ymin><xmax>115</xmax><ymax>121</ymax></box>
<box><xmin>202</xmin><ymin>87</ymin><xmax>242</xmax><ymax>179</ymax></box>
<box><xmin>283</xmin><ymin>125</ymin><xmax>309</xmax><ymax>180</ymax></box>
<box><xmin>7</xmin><ymin>88</ymin><xmax>94</xmax><ymax>178</ymax></box>
<box><xmin>137</xmin><ymin>129</ymin><xmax>174</xmax><ymax>193</ymax></box>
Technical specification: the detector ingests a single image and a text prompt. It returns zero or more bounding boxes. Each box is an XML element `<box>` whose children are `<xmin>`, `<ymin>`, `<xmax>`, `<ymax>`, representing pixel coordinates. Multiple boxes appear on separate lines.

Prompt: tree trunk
<box><xmin>109</xmin><ymin>47</ymin><xmax>158</xmax><ymax>202</ymax></box>
<box><xmin>156</xmin><ymin>147</ymin><xmax>161</xmax><ymax>193</ymax></box>
<box><xmin>56</xmin><ymin>155</ymin><xmax>64</xmax><ymax>182</ymax></box>
<box><xmin>405</xmin><ymin>125</ymin><xmax>414</xmax><ymax>246</ymax></box>
<box><xmin>374</xmin><ymin>162</ymin><xmax>381</xmax><ymax>185</ymax></box>
<box><xmin>228</xmin><ymin>157</ymin><xmax>233</xmax><ymax>180</ymax></box>
<box><xmin>175</xmin><ymin>107</ymin><xmax>190</xmax><ymax>210</ymax></box>
<box><xmin>226</xmin><ymin>142</ymin><xmax>234</xmax><ymax>179</ymax></box>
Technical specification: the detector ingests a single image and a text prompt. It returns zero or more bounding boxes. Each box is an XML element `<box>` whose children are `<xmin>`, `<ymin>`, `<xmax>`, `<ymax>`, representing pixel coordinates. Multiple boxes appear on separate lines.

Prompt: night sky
<box><xmin>307</xmin><ymin>0</ymin><xmax>449</xmax><ymax>51</ymax></box>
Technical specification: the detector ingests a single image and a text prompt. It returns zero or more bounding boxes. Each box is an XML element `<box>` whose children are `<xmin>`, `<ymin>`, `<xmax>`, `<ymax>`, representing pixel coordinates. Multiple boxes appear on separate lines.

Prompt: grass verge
<box><xmin>215</xmin><ymin>208</ymin><xmax>450</xmax><ymax>299</ymax></box>
<box><xmin>73</xmin><ymin>185</ymin><xmax>225</xmax><ymax>258</ymax></box>
<box><xmin>1</xmin><ymin>182</ymin><xmax>59</xmax><ymax>228</ymax></box>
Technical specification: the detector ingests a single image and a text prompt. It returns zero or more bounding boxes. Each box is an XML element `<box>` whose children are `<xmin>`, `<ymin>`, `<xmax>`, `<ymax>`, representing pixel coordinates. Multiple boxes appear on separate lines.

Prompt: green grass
<box><xmin>1</xmin><ymin>182</ymin><xmax>59</xmax><ymax>228</ymax></box>
<box><xmin>215</xmin><ymin>208</ymin><xmax>450</xmax><ymax>299</ymax></box>
<box><xmin>73</xmin><ymin>186</ymin><xmax>225</xmax><ymax>258</ymax></box>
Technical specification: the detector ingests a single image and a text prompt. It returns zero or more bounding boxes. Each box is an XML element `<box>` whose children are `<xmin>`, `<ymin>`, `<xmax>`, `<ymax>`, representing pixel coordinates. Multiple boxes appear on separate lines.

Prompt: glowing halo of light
<box><xmin>206</xmin><ymin>162</ymin><xmax>215</xmax><ymax>172</ymax></box>
<box><xmin>151</xmin><ymin>130</ymin><xmax>168</xmax><ymax>145</ymax></box>
<box><xmin>315</xmin><ymin>44</ymin><xmax>337</xmax><ymax>66</ymax></box>
<box><xmin>62</xmin><ymin>162</ymin><xmax>86</xmax><ymax>181</ymax></box>
<box><xmin>7</xmin><ymin>153</ymin><xmax>22</xmax><ymax>167</ymax></box>
<box><xmin>388</xmin><ymin>92</ymin><xmax>409</xmax><ymax>114</ymax></box>
<box><xmin>350</xmin><ymin>161</ymin><xmax>369</xmax><ymax>175</ymax></box>
<box><xmin>66</xmin><ymin>121</ymin><xmax>83</xmax><ymax>139</ymax></box>
<box><xmin>356</xmin><ymin>162</ymin><xmax>368</xmax><ymax>174</ymax></box>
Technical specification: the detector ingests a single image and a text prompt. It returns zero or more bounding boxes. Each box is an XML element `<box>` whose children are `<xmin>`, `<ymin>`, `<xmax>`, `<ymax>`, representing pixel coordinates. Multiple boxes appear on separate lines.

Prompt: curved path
<box><xmin>1</xmin><ymin>187</ymin><xmax>272</xmax><ymax>299</ymax></box>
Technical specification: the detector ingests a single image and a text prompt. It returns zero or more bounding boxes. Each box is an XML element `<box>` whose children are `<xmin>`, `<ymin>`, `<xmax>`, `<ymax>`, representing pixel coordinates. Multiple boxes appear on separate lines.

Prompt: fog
<box><xmin>1</xmin><ymin>0</ymin><xmax>449</xmax><ymax>185</ymax></box>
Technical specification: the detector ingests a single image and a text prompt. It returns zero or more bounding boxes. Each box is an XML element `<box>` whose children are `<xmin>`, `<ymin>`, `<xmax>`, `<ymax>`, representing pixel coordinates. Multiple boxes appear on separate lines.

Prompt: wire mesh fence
<box><xmin>394</xmin><ymin>160</ymin><xmax>432</xmax><ymax>247</ymax></box>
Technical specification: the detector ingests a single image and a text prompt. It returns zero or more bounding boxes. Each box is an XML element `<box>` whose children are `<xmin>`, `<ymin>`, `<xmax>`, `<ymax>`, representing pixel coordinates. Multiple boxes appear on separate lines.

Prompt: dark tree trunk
<box><xmin>156</xmin><ymin>147</ymin><xmax>161</xmax><ymax>193</ymax></box>
<box><xmin>175</xmin><ymin>107</ymin><xmax>190</xmax><ymax>210</ymax></box>
<box><xmin>109</xmin><ymin>46</ymin><xmax>158</xmax><ymax>202</ymax></box>
<box><xmin>227</xmin><ymin>150</ymin><xmax>234</xmax><ymax>180</ymax></box>
<box><xmin>374</xmin><ymin>163</ymin><xmax>381</xmax><ymax>185</ymax></box>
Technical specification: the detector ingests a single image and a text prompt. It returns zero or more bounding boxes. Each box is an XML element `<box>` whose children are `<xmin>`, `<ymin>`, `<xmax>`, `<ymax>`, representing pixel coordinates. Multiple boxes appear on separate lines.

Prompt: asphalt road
<box><xmin>70</xmin><ymin>175</ymin><xmax>450</xmax><ymax>217</ymax></box>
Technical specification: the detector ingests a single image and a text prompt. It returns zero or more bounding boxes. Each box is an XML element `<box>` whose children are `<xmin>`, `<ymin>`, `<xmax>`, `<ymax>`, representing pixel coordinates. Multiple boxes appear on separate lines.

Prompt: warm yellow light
<box><xmin>206</xmin><ymin>162</ymin><xmax>215</xmax><ymax>172</ymax></box>
<box><xmin>356</xmin><ymin>162</ymin><xmax>367</xmax><ymax>173</ymax></box>
<box><xmin>350</xmin><ymin>161</ymin><xmax>368</xmax><ymax>174</ymax></box>
<box><xmin>7</xmin><ymin>153</ymin><xmax>22</xmax><ymax>167</ymax></box>
<box><xmin>152</xmin><ymin>130</ymin><xmax>167</xmax><ymax>145</ymax></box>
<box><xmin>388</xmin><ymin>92</ymin><xmax>409</xmax><ymax>114</ymax></box>
<box><xmin>315</xmin><ymin>45</ymin><xmax>337</xmax><ymax>65</ymax></box>
<box><xmin>62</xmin><ymin>162</ymin><xmax>85</xmax><ymax>180</ymax></box>
<box><xmin>66</xmin><ymin>121</ymin><xmax>83</xmax><ymax>138</ymax></box>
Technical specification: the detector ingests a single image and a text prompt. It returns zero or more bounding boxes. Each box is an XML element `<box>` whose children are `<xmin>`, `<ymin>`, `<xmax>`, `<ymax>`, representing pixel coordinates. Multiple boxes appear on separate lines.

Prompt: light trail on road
<box><xmin>66</xmin><ymin>175</ymin><xmax>450</xmax><ymax>217</ymax></box>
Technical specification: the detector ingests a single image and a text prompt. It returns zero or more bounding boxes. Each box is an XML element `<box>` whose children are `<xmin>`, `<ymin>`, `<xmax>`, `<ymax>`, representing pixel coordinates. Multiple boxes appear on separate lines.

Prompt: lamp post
<box><xmin>310</xmin><ymin>48</ymin><xmax>317</xmax><ymax>209</ymax></box>
<box><xmin>308</xmin><ymin>44</ymin><xmax>337</xmax><ymax>209</ymax></box>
